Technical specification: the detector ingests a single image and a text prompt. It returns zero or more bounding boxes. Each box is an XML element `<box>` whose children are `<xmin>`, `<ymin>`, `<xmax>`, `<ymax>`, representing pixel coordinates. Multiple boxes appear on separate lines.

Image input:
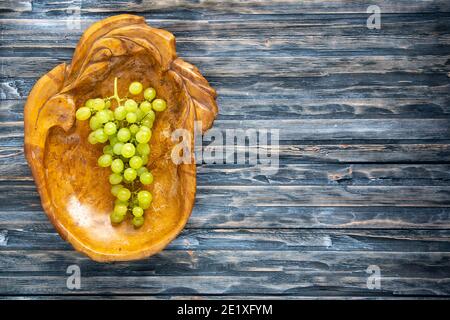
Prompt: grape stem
<box><xmin>107</xmin><ymin>77</ymin><xmax>127</xmax><ymax>106</ymax></box>
<box><xmin>113</xmin><ymin>77</ymin><xmax>121</xmax><ymax>106</ymax></box>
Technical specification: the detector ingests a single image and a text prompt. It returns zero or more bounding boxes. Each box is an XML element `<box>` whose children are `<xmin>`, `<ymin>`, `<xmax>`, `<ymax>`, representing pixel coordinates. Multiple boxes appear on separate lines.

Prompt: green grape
<box><xmin>136</xmin><ymin>108</ymin><xmax>144</xmax><ymax>121</ymax></box>
<box><xmin>137</xmin><ymin>190</ymin><xmax>152</xmax><ymax>209</ymax></box>
<box><xmin>98</xmin><ymin>154</ymin><xmax>112</xmax><ymax>167</ymax></box>
<box><xmin>136</xmin><ymin>130</ymin><xmax>151</xmax><ymax>144</ymax></box>
<box><xmin>132</xmin><ymin>216</ymin><xmax>144</xmax><ymax>228</ymax></box>
<box><xmin>111</xmin><ymin>184</ymin><xmax>123</xmax><ymax>196</ymax></box>
<box><xmin>93</xmin><ymin>98</ymin><xmax>106</xmax><ymax>111</ymax></box>
<box><xmin>98</xmin><ymin>135</ymin><xmax>109</xmax><ymax>143</ymax></box>
<box><xmin>85</xmin><ymin>99</ymin><xmax>95</xmax><ymax>109</ymax></box>
<box><xmin>88</xmin><ymin>132</ymin><xmax>98</xmax><ymax>144</ymax></box>
<box><xmin>132</xmin><ymin>206</ymin><xmax>144</xmax><ymax>217</ymax></box>
<box><xmin>143</xmin><ymin>110</ymin><xmax>156</xmax><ymax>122</ymax></box>
<box><xmin>94</xmin><ymin>128</ymin><xmax>108</xmax><ymax>143</ymax></box>
<box><xmin>114</xmin><ymin>203</ymin><xmax>128</xmax><ymax>216</ymax></box>
<box><xmin>140</xmin><ymin>101</ymin><xmax>152</xmax><ymax>113</ymax></box>
<box><xmin>140</xmin><ymin>171</ymin><xmax>154</xmax><ymax>185</ymax></box>
<box><xmin>96</xmin><ymin>110</ymin><xmax>110</xmax><ymax>123</ymax></box>
<box><xmin>110</xmin><ymin>211</ymin><xmax>125</xmax><ymax>224</ymax></box>
<box><xmin>105</xmin><ymin>100</ymin><xmax>111</xmax><ymax>109</ymax></box>
<box><xmin>126</xmin><ymin>112</ymin><xmax>137</xmax><ymax>123</ymax></box>
<box><xmin>152</xmin><ymin>98</ymin><xmax>167</xmax><ymax>112</ymax></box>
<box><xmin>123</xmin><ymin>167</ymin><xmax>137</xmax><ymax>181</ymax></box>
<box><xmin>129</xmin><ymin>124</ymin><xmax>139</xmax><ymax>135</ymax></box>
<box><xmin>117</xmin><ymin>187</ymin><xmax>131</xmax><ymax>201</ymax></box>
<box><xmin>109</xmin><ymin>135</ymin><xmax>119</xmax><ymax>146</ymax></box>
<box><xmin>76</xmin><ymin>107</ymin><xmax>91</xmax><ymax>121</ymax></box>
<box><xmin>121</xmin><ymin>143</ymin><xmax>136</xmax><ymax>158</ymax></box>
<box><xmin>141</xmin><ymin>117</ymin><xmax>154</xmax><ymax>129</ymax></box>
<box><xmin>141</xmin><ymin>154</ymin><xmax>149</xmax><ymax>165</ymax></box>
<box><xmin>104</xmin><ymin>122</ymin><xmax>117</xmax><ymax>135</ymax></box>
<box><xmin>136</xmin><ymin>143</ymin><xmax>150</xmax><ymax>155</ymax></box>
<box><xmin>129</xmin><ymin>156</ymin><xmax>143</xmax><ymax>169</ymax></box>
<box><xmin>89</xmin><ymin>116</ymin><xmax>102</xmax><ymax>130</ymax></box>
<box><xmin>109</xmin><ymin>173</ymin><xmax>123</xmax><ymax>185</ymax></box>
<box><xmin>114</xmin><ymin>106</ymin><xmax>127</xmax><ymax>120</ymax></box>
<box><xmin>113</xmin><ymin>142</ymin><xmax>124</xmax><ymax>155</ymax></box>
<box><xmin>111</xmin><ymin>158</ymin><xmax>124</xmax><ymax>173</ymax></box>
<box><xmin>129</xmin><ymin>82</ymin><xmax>143</xmax><ymax>95</ymax></box>
<box><xmin>103</xmin><ymin>145</ymin><xmax>113</xmax><ymax>155</ymax></box>
<box><xmin>115</xmin><ymin>199</ymin><xmax>128</xmax><ymax>206</ymax></box>
<box><xmin>138</xmin><ymin>200</ymin><xmax>151</xmax><ymax>210</ymax></box>
<box><xmin>125</xmin><ymin>99</ymin><xmax>138</xmax><ymax>113</ymax></box>
<box><xmin>117</xmin><ymin>128</ymin><xmax>131</xmax><ymax>142</ymax></box>
<box><xmin>107</xmin><ymin>109</ymin><xmax>114</xmax><ymax>121</ymax></box>
<box><xmin>137</xmin><ymin>167</ymin><xmax>148</xmax><ymax>176</ymax></box>
<box><xmin>144</xmin><ymin>87</ymin><xmax>156</xmax><ymax>101</ymax></box>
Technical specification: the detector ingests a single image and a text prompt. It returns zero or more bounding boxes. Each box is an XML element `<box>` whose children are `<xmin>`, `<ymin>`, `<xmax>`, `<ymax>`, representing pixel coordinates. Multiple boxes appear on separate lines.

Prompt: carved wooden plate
<box><xmin>24</xmin><ymin>15</ymin><xmax>218</xmax><ymax>262</ymax></box>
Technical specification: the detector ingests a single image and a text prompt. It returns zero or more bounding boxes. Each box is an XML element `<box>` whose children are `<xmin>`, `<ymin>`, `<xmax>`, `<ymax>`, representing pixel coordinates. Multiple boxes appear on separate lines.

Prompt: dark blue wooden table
<box><xmin>0</xmin><ymin>0</ymin><xmax>450</xmax><ymax>299</ymax></box>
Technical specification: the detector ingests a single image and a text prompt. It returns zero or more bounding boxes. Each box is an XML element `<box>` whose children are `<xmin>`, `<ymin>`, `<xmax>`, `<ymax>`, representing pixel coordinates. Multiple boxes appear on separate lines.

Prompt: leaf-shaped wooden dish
<box><xmin>24</xmin><ymin>15</ymin><xmax>218</xmax><ymax>262</ymax></box>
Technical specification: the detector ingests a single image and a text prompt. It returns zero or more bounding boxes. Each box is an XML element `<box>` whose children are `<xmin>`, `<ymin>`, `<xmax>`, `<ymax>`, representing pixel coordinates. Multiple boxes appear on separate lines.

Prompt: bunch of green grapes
<box><xmin>75</xmin><ymin>78</ymin><xmax>167</xmax><ymax>228</ymax></box>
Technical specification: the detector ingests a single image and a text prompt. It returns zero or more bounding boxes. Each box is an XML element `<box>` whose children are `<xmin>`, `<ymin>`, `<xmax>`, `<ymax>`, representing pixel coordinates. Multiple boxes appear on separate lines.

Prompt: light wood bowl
<box><xmin>24</xmin><ymin>15</ymin><xmax>218</xmax><ymax>262</ymax></box>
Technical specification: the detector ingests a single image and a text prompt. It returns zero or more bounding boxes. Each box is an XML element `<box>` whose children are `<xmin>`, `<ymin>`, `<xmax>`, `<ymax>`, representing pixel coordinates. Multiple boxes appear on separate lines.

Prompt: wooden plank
<box><xmin>1</xmin><ymin>16</ymin><xmax>449</xmax><ymax>48</ymax></box>
<box><xmin>1</xmin><ymin>228</ymin><xmax>450</xmax><ymax>251</ymax></box>
<box><xmin>0</xmin><ymin>251</ymin><xmax>449</xmax><ymax>296</ymax></box>
<box><xmin>266</xmin><ymin>144</ymin><xmax>450</xmax><ymax>163</ymax></box>
<box><xmin>3</xmin><ymin>55</ymin><xmax>450</xmax><ymax>79</ymax></box>
<box><xmin>196</xmin><ymin>164</ymin><xmax>450</xmax><ymax>186</ymax></box>
<box><xmin>2</xmin><ymin>33</ymin><xmax>449</xmax><ymax>58</ymax></box>
<box><xmin>3</xmin><ymin>275</ymin><xmax>449</xmax><ymax>296</ymax></box>
<box><xmin>0</xmin><ymin>0</ymin><xmax>31</xmax><ymax>12</ymax></box>
<box><xmin>1</xmin><ymin>14</ymin><xmax>449</xmax><ymax>40</ymax></box>
<box><xmin>194</xmin><ymin>185</ymin><xmax>450</xmax><ymax>206</ymax></box>
<box><xmin>1</xmin><ymin>119</ymin><xmax>449</xmax><ymax>145</ymax></box>
<box><xmin>215</xmin><ymin>97</ymin><xmax>450</xmax><ymax>120</ymax></box>
<box><xmin>2</xmin><ymin>206</ymin><xmax>450</xmax><ymax>229</ymax></box>
<box><xmin>2</xmin><ymin>77</ymin><xmax>449</xmax><ymax>102</ymax></box>
<box><xmin>1</xmin><ymin>15</ymin><xmax>449</xmax><ymax>57</ymax></box>
<box><xmin>1</xmin><ymin>181</ymin><xmax>449</xmax><ymax>211</ymax></box>
<box><xmin>20</xmin><ymin>0</ymin><xmax>450</xmax><ymax>15</ymax></box>
<box><xmin>4</xmin><ymin>94</ymin><xmax>450</xmax><ymax>122</ymax></box>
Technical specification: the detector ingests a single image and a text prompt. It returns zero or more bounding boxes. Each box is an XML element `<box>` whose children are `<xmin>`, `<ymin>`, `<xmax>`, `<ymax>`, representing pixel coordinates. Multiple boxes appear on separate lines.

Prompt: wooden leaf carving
<box><xmin>24</xmin><ymin>14</ymin><xmax>218</xmax><ymax>262</ymax></box>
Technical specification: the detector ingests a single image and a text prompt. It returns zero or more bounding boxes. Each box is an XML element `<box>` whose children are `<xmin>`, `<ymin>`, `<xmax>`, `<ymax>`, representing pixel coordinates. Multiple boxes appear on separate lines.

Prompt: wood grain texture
<box><xmin>2</xmin><ymin>207</ymin><xmax>450</xmax><ymax>229</ymax></box>
<box><xmin>3</xmin><ymin>96</ymin><xmax>450</xmax><ymax>120</ymax></box>
<box><xmin>1</xmin><ymin>229</ymin><xmax>450</xmax><ymax>251</ymax></box>
<box><xmin>0</xmin><ymin>0</ymin><xmax>31</xmax><ymax>12</ymax></box>
<box><xmin>26</xmin><ymin>0</ymin><xmax>450</xmax><ymax>15</ymax></box>
<box><xmin>1</xmin><ymin>181</ymin><xmax>449</xmax><ymax>209</ymax></box>
<box><xmin>0</xmin><ymin>251</ymin><xmax>449</xmax><ymax>296</ymax></box>
<box><xmin>0</xmin><ymin>0</ymin><xmax>449</xmax><ymax>299</ymax></box>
